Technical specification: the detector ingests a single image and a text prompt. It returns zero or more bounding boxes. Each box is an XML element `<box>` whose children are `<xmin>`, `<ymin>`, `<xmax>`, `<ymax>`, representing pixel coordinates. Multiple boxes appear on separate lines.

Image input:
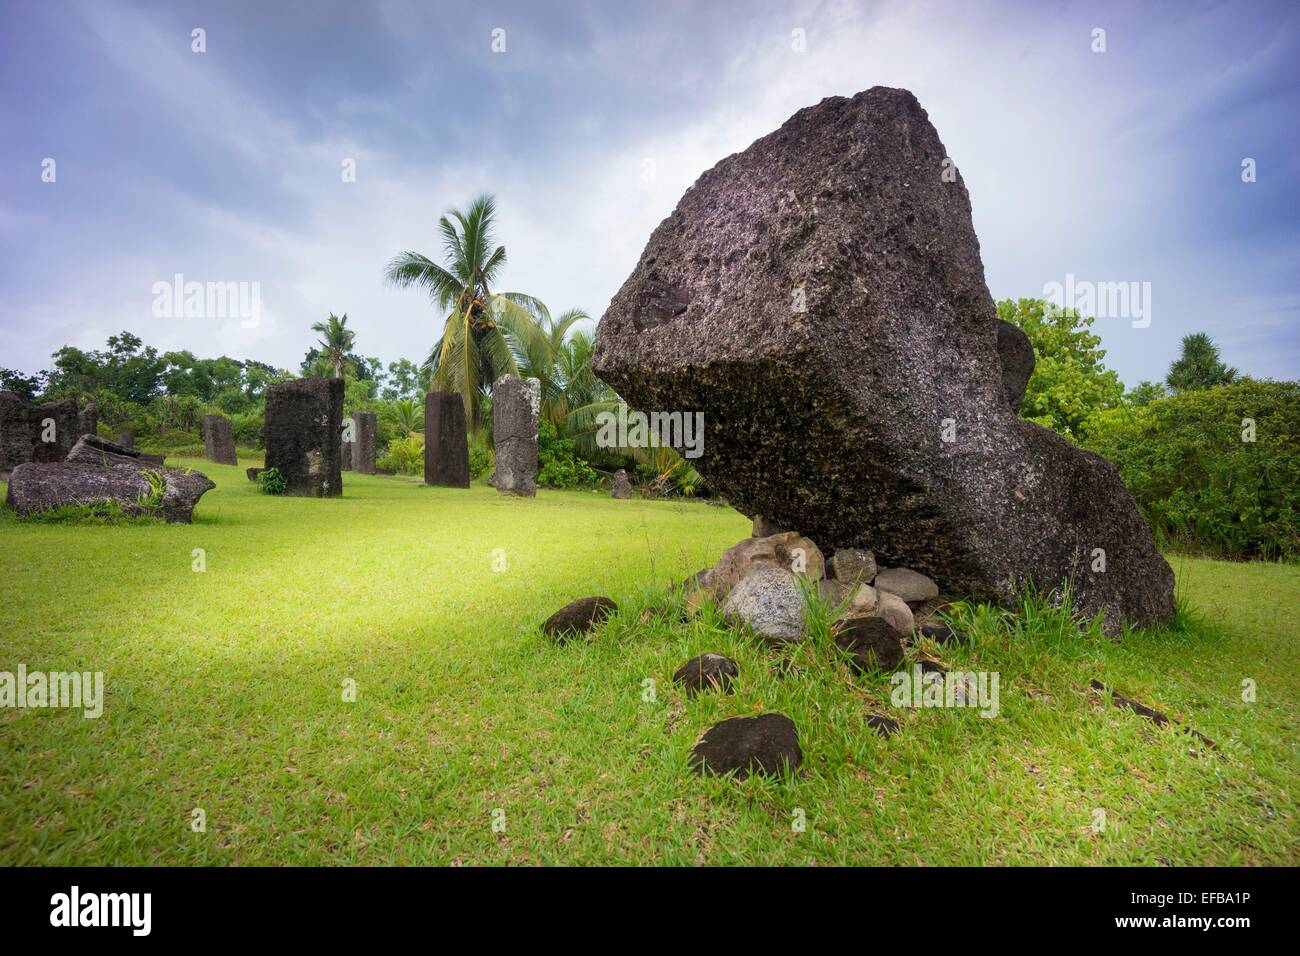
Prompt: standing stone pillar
<box><xmin>424</xmin><ymin>392</ymin><xmax>469</xmax><ymax>488</ymax></box>
<box><xmin>30</xmin><ymin>398</ymin><xmax>79</xmax><ymax>463</ymax></box>
<box><xmin>77</xmin><ymin>401</ymin><xmax>98</xmax><ymax>439</ymax></box>
<box><xmin>202</xmin><ymin>414</ymin><xmax>238</xmax><ymax>465</ymax></box>
<box><xmin>611</xmin><ymin>469</ymin><xmax>632</xmax><ymax>499</ymax></box>
<box><xmin>492</xmin><ymin>375</ymin><xmax>539</xmax><ymax>497</ymax></box>
<box><xmin>352</xmin><ymin>411</ymin><xmax>377</xmax><ymax>475</ymax></box>
<box><xmin>264</xmin><ymin>377</ymin><xmax>344</xmax><ymax>497</ymax></box>
<box><xmin>0</xmin><ymin>391</ymin><xmax>32</xmax><ymax>472</ymax></box>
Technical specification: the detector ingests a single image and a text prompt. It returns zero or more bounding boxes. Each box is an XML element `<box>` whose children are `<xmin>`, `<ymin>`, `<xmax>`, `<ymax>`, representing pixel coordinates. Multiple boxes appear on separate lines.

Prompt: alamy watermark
<box><xmin>1043</xmin><ymin>273</ymin><xmax>1151</xmax><ymax>328</ymax></box>
<box><xmin>1</xmin><ymin>665</ymin><xmax>104</xmax><ymax>718</ymax></box>
<box><xmin>594</xmin><ymin>405</ymin><xmax>704</xmax><ymax>459</ymax></box>
<box><xmin>151</xmin><ymin>273</ymin><xmax>261</xmax><ymax>328</ymax></box>
<box><xmin>891</xmin><ymin>664</ymin><xmax>1000</xmax><ymax>718</ymax></box>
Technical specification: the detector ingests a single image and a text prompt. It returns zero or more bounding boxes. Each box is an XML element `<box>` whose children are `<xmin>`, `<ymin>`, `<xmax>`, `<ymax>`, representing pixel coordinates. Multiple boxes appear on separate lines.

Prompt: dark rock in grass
<box><xmin>493</xmin><ymin>375</ymin><xmax>540</xmax><ymax>497</ymax></box>
<box><xmin>5</xmin><ymin>461</ymin><xmax>214</xmax><ymax>523</ymax></box>
<box><xmin>202</xmin><ymin>414</ymin><xmax>238</xmax><ymax>465</ymax></box>
<box><xmin>672</xmin><ymin>653</ymin><xmax>738</xmax><ymax>698</ymax></box>
<box><xmin>66</xmin><ymin>434</ymin><xmax>165</xmax><ymax>469</ymax></box>
<box><xmin>351</xmin><ymin>411</ymin><xmax>377</xmax><ymax>475</ymax></box>
<box><xmin>264</xmin><ymin>377</ymin><xmax>344</xmax><ymax>497</ymax></box>
<box><xmin>542</xmin><ymin>596</ymin><xmax>618</xmax><ymax>641</ymax></box>
<box><xmin>917</xmin><ymin>621</ymin><xmax>963</xmax><ymax>645</ymax></box>
<box><xmin>866</xmin><ymin>714</ymin><xmax>901</xmax><ymax>739</ymax></box>
<box><xmin>829</xmin><ymin>548</ymin><xmax>876</xmax><ymax>584</ymax></box>
<box><xmin>591</xmin><ymin>85</ymin><xmax>1174</xmax><ymax>636</ymax></box>
<box><xmin>997</xmin><ymin>319</ymin><xmax>1035</xmax><ymax>415</ymax></box>
<box><xmin>116</xmin><ymin>431</ymin><xmax>134</xmax><ymax>449</ymax></box>
<box><xmin>611</xmin><ymin>468</ymin><xmax>632</xmax><ymax>499</ymax></box>
<box><xmin>1089</xmin><ymin>679</ymin><xmax>1218</xmax><ymax>752</ymax></box>
<box><xmin>689</xmin><ymin>713</ymin><xmax>802</xmax><ymax>779</ymax></box>
<box><xmin>918</xmin><ymin>659</ymin><xmax>947</xmax><ymax>675</ymax></box>
<box><xmin>834</xmin><ymin>616</ymin><xmax>905</xmax><ymax>672</ymax></box>
<box><xmin>246</xmin><ymin>467</ymin><xmax>264</xmax><ymax>482</ymax></box>
<box><xmin>424</xmin><ymin>391</ymin><xmax>470</xmax><ymax>488</ymax></box>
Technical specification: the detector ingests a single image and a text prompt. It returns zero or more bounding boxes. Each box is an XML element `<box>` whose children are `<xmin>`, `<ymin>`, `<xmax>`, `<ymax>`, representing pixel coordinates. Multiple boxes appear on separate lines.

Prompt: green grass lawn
<box><xmin>1</xmin><ymin>458</ymin><xmax>1296</xmax><ymax>865</ymax></box>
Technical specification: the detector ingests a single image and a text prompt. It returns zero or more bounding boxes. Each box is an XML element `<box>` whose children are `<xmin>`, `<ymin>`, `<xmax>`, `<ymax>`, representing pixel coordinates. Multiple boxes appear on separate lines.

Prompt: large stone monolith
<box><xmin>424</xmin><ymin>392</ymin><xmax>469</xmax><ymax>488</ymax></box>
<box><xmin>592</xmin><ymin>86</ymin><xmax>1174</xmax><ymax>634</ymax></box>
<box><xmin>492</xmin><ymin>375</ymin><xmax>539</xmax><ymax>497</ymax></box>
<box><xmin>0</xmin><ymin>392</ymin><xmax>83</xmax><ymax>472</ymax></box>
<box><xmin>202</xmin><ymin>414</ymin><xmax>238</xmax><ymax>465</ymax></box>
<box><xmin>352</xmin><ymin>411</ymin><xmax>377</xmax><ymax>475</ymax></box>
<box><xmin>264</xmin><ymin>377</ymin><xmax>343</xmax><ymax>497</ymax></box>
<box><xmin>5</xmin><ymin>462</ymin><xmax>213</xmax><ymax>523</ymax></box>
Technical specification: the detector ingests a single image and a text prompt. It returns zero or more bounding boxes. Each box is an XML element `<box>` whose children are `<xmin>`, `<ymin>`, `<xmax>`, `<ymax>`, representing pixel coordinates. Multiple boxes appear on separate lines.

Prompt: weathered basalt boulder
<box><xmin>997</xmin><ymin>320</ymin><xmax>1035</xmax><ymax>414</ymax></box>
<box><xmin>202</xmin><ymin>414</ymin><xmax>238</xmax><ymax>465</ymax></box>
<box><xmin>592</xmin><ymin>85</ymin><xmax>1173</xmax><ymax>635</ymax></box>
<box><xmin>712</xmin><ymin>531</ymin><xmax>824</xmax><ymax>598</ymax></box>
<box><xmin>264</xmin><ymin>377</ymin><xmax>343</xmax><ymax>497</ymax></box>
<box><xmin>874</xmin><ymin>567</ymin><xmax>940</xmax><ymax>604</ymax></box>
<box><xmin>493</xmin><ymin>375</ymin><xmax>539</xmax><ymax>497</ymax></box>
<box><xmin>721</xmin><ymin>567</ymin><xmax>807</xmax><ymax>644</ymax></box>
<box><xmin>5</xmin><ymin>461</ymin><xmax>214</xmax><ymax>523</ymax></box>
<box><xmin>66</xmin><ymin>434</ymin><xmax>164</xmax><ymax>468</ymax></box>
<box><xmin>829</xmin><ymin>548</ymin><xmax>877</xmax><ymax>584</ymax></box>
<box><xmin>424</xmin><ymin>392</ymin><xmax>470</xmax><ymax>488</ymax></box>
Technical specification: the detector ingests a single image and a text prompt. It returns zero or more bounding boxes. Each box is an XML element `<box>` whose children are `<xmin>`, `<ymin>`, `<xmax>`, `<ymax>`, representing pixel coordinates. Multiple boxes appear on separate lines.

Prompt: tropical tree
<box><xmin>996</xmin><ymin>298</ymin><xmax>1124</xmax><ymax>438</ymax></box>
<box><xmin>1166</xmin><ymin>332</ymin><xmax>1239</xmax><ymax>394</ymax></box>
<box><xmin>392</xmin><ymin>397</ymin><xmax>421</xmax><ymax>437</ymax></box>
<box><xmin>383</xmin><ymin>194</ymin><xmax>548</xmax><ymax>431</ymax></box>
<box><xmin>310</xmin><ymin>313</ymin><xmax>356</xmax><ymax>379</ymax></box>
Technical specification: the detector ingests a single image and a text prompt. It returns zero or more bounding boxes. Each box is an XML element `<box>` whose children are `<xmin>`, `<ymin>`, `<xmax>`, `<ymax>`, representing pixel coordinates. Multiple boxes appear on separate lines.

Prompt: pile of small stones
<box><xmin>539</xmin><ymin>514</ymin><xmax>968</xmax><ymax>780</ymax></box>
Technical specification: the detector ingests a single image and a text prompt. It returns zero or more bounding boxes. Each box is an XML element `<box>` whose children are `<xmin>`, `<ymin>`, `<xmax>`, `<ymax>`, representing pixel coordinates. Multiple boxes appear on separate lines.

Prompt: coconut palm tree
<box><xmin>383</xmin><ymin>194</ymin><xmax>548</xmax><ymax>431</ymax></box>
<box><xmin>310</xmin><ymin>313</ymin><xmax>355</xmax><ymax>379</ymax></box>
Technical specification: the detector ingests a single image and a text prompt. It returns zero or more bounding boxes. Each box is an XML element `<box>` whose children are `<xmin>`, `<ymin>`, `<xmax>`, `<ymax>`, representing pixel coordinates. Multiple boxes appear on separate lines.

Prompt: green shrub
<box><xmin>469</xmin><ymin>441</ymin><xmax>493</xmax><ymax>480</ymax></box>
<box><xmin>378</xmin><ymin>435</ymin><xmax>423</xmax><ymax>476</ymax></box>
<box><xmin>1083</xmin><ymin>380</ymin><xmax>1300</xmax><ymax>559</ymax></box>
<box><xmin>258</xmin><ymin>467</ymin><xmax>286</xmax><ymax>495</ymax></box>
<box><xmin>537</xmin><ymin>420</ymin><xmax>600</xmax><ymax>489</ymax></box>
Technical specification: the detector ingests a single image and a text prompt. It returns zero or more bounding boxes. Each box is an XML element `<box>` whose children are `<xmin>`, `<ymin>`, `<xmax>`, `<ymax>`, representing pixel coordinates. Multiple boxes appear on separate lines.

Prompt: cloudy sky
<box><xmin>2</xmin><ymin>0</ymin><xmax>1297</xmax><ymax>387</ymax></box>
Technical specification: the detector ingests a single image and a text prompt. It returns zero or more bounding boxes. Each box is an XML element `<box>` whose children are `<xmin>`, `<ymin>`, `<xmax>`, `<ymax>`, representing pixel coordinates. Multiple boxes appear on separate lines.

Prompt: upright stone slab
<box><xmin>424</xmin><ymin>392</ymin><xmax>469</xmax><ymax>488</ymax></box>
<box><xmin>492</xmin><ymin>375</ymin><xmax>539</xmax><ymax>497</ymax></box>
<box><xmin>592</xmin><ymin>86</ymin><xmax>1174</xmax><ymax>634</ymax></box>
<box><xmin>30</xmin><ymin>398</ymin><xmax>78</xmax><ymax>463</ymax></box>
<box><xmin>0</xmin><ymin>392</ymin><xmax>81</xmax><ymax>472</ymax></box>
<box><xmin>0</xmin><ymin>391</ymin><xmax>30</xmax><ymax>473</ymax></box>
<box><xmin>341</xmin><ymin>428</ymin><xmax>353</xmax><ymax>471</ymax></box>
<box><xmin>352</xmin><ymin>411</ymin><xmax>377</xmax><ymax>475</ymax></box>
<box><xmin>77</xmin><ymin>401</ymin><xmax>98</xmax><ymax>440</ymax></box>
<box><xmin>264</xmin><ymin>377</ymin><xmax>343</xmax><ymax>497</ymax></box>
<box><xmin>202</xmin><ymin>414</ymin><xmax>238</xmax><ymax>465</ymax></box>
